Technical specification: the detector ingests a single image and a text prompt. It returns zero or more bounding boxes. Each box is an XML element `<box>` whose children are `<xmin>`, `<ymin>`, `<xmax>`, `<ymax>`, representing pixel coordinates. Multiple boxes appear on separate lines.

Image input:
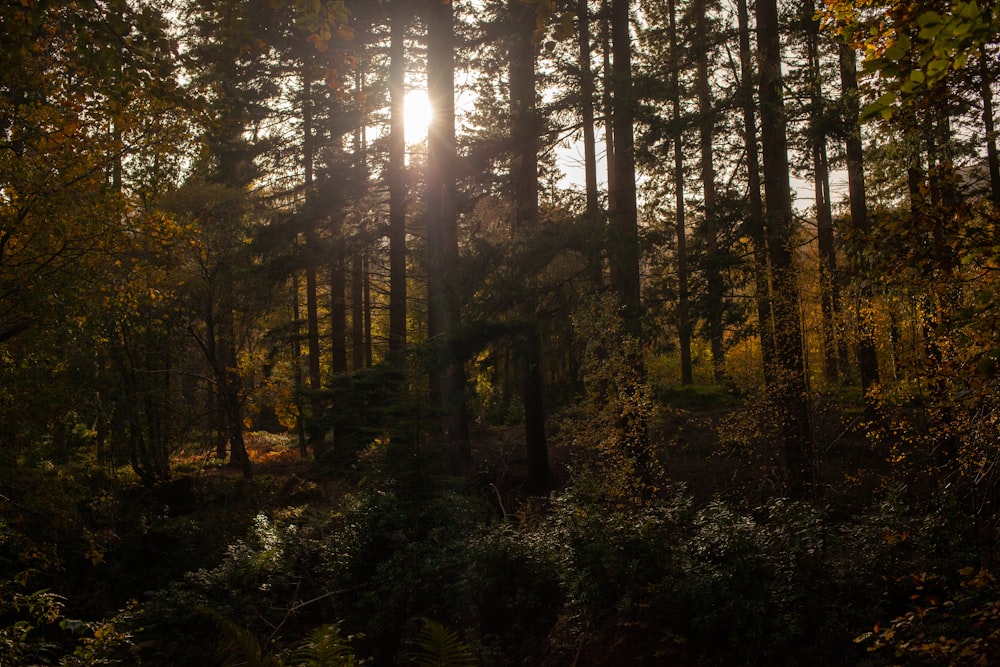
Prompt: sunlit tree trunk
<box><xmin>302</xmin><ymin>70</ymin><xmax>327</xmax><ymax>459</ymax></box>
<box><xmin>838</xmin><ymin>42</ymin><xmax>880</xmax><ymax>418</ymax></box>
<box><xmin>510</xmin><ymin>0</ymin><xmax>551</xmax><ymax>495</ymax></box>
<box><xmin>978</xmin><ymin>45</ymin><xmax>1000</xmax><ymax>206</ymax></box>
<box><xmin>330</xmin><ymin>247</ymin><xmax>348</xmax><ymax>377</ymax></box>
<box><xmin>757</xmin><ymin>0</ymin><xmax>814</xmax><ymax>496</ymax></box>
<box><xmin>426</xmin><ymin>0</ymin><xmax>470</xmax><ymax>466</ymax></box>
<box><xmin>668</xmin><ymin>0</ymin><xmax>693</xmax><ymax>385</ymax></box>
<box><xmin>736</xmin><ymin>0</ymin><xmax>775</xmax><ymax>385</ymax></box>
<box><xmin>389</xmin><ymin>0</ymin><xmax>408</xmax><ymax>358</ymax></box>
<box><xmin>363</xmin><ymin>250</ymin><xmax>373</xmax><ymax>367</ymax></box>
<box><xmin>291</xmin><ymin>275</ymin><xmax>308</xmax><ymax>457</ymax></box>
<box><xmin>578</xmin><ymin>0</ymin><xmax>604</xmax><ymax>287</ymax></box>
<box><xmin>609</xmin><ymin>0</ymin><xmax>641</xmax><ymax>335</ymax></box>
<box><xmin>352</xmin><ymin>252</ymin><xmax>364</xmax><ymax>370</ymax></box>
<box><xmin>600</xmin><ymin>0</ymin><xmax>616</xmax><ymax>208</ymax></box>
<box><xmin>351</xmin><ymin>58</ymin><xmax>368</xmax><ymax>370</ymax></box>
<box><xmin>807</xmin><ymin>20</ymin><xmax>840</xmax><ymax>386</ymax></box>
<box><xmin>695</xmin><ymin>0</ymin><xmax>723</xmax><ymax>383</ymax></box>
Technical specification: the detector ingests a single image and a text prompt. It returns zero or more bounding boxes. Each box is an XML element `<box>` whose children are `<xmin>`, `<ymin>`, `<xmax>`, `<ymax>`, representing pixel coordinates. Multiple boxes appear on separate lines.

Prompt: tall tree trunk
<box><xmin>609</xmin><ymin>0</ymin><xmax>641</xmax><ymax>335</ymax></box>
<box><xmin>389</xmin><ymin>0</ymin><xmax>408</xmax><ymax>358</ymax></box>
<box><xmin>291</xmin><ymin>275</ymin><xmax>307</xmax><ymax>457</ymax></box>
<box><xmin>353</xmin><ymin>50</ymin><xmax>370</xmax><ymax>372</ymax></box>
<box><xmin>608</xmin><ymin>0</ymin><xmax>652</xmax><ymax>489</ymax></box>
<box><xmin>838</xmin><ymin>41</ymin><xmax>880</xmax><ymax>418</ymax></box>
<box><xmin>601</xmin><ymin>0</ymin><xmax>616</xmax><ymax>207</ymax></box>
<box><xmin>807</xmin><ymin>20</ymin><xmax>840</xmax><ymax>386</ymax></box>
<box><xmin>510</xmin><ymin>0</ymin><xmax>551</xmax><ymax>495</ymax></box>
<box><xmin>979</xmin><ymin>44</ymin><xmax>1000</xmax><ymax>206</ymax></box>
<box><xmin>757</xmin><ymin>0</ymin><xmax>814</xmax><ymax>497</ymax></box>
<box><xmin>363</xmin><ymin>250</ymin><xmax>373</xmax><ymax>367</ymax></box>
<box><xmin>578</xmin><ymin>0</ymin><xmax>604</xmax><ymax>288</ymax></box>
<box><xmin>302</xmin><ymin>70</ymin><xmax>326</xmax><ymax>459</ymax></box>
<box><xmin>330</xmin><ymin>246</ymin><xmax>348</xmax><ymax>376</ymax></box>
<box><xmin>695</xmin><ymin>0</ymin><xmax>724</xmax><ymax>383</ymax></box>
<box><xmin>736</xmin><ymin>0</ymin><xmax>775</xmax><ymax>384</ymax></box>
<box><xmin>669</xmin><ymin>0</ymin><xmax>693</xmax><ymax>385</ymax></box>
<box><xmin>352</xmin><ymin>251</ymin><xmax>364</xmax><ymax>370</ymax></box>
<box><xmin>426</xmin><ymin>0</ymin><xmax>470</xmax><ymax>466</ymax></box>
<box><xmin>578</xmin><ymin>0</ymin><xmax>599</xmax><ymax>217</ymax></box>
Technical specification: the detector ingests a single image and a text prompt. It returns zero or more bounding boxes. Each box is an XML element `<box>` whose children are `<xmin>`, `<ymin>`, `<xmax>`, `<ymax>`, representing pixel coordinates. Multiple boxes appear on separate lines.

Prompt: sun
<box><xmin>404</xmin><ymin>88</ymin><xmax>433</xmax><ymax>144</ymax></box>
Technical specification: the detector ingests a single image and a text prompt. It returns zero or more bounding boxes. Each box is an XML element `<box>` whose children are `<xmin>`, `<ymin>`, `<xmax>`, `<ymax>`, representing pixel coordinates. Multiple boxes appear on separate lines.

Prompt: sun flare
<box><xmin>404</xmin><ymin>89</ymin><xmax>433</xmax><ymax>143</ymax></box>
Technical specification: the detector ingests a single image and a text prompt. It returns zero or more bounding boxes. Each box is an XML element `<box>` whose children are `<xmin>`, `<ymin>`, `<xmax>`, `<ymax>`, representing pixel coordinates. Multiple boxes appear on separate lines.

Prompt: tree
<box><xmin>693</xmin><ymin>0</ymin><xmax>724</xmax><ymax>383</ymax></box>
<box><xmin>426</xmin><ymin>0</ymin><xmax>471</xmax><ymax>466</ymax></box>
<box><xmin>608</xmin><ymin>0</ymin><xmax>642</xmax><ymax>335</ymax></box>
<box><xmin>838</xmin><ymin>41</ymin><xmax>881</xmax><ymax>420</ymax></box>
<box><xmin>756</xmin><ymin>0</ymin><xmax>814</xmax><ymax>495</ymax></box>
<box><xmin>734</xmin><ymin>0</ymin><xmax>775</xmax><ymax>384</ymax></box>
<box><xmin>509</xmin><ymin>0</ymin><xmax>551</xmax><ymax>495</ymax></box>
<box><xmin>388</xmin><ymin>0</ymin><xmax>409</xmax><ymax>358</ymax></box>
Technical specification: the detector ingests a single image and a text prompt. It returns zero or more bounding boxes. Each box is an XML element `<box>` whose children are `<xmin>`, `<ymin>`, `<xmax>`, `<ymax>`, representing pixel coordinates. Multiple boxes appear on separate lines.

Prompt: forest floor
<box><xmin>214</xmin><ymin>394</ymin><xmax>895</xmax><ymax>518</ymax></box>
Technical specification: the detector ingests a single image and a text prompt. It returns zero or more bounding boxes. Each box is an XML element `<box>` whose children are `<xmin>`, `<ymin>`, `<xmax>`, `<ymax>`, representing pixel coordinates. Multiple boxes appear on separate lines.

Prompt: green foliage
<box><xmin>856</xmin><ymin>567</ymin><xmax>1000</xmax><ymax>664</ymax></box>
<box><xmin>821</xmin><ymin>0</ymin><xmax>998</xmax><ymax>119</ymax></box>
<box><xmin>559</xmin><ymin>295</ymin><xmax>661</xmax><ymax>502</ymax></box>
<box><xmin>291</xmin><ymin>623</ymin><xmax>365</xmax><ymax>666</ymax></box>
<box><xmin>404</xmin><ymin>619</ymin><xmax>475</xmax><ymax>667</ymax></box>
<box><xmin>0</xmin><ymin>584</ymin><xmax>138</xmax><ymax>666</ymax></box>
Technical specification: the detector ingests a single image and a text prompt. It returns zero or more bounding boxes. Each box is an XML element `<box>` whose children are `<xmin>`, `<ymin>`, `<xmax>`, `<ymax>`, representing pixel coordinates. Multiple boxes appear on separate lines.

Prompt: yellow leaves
<box><xmin>883</xmin><ymin>529</ymin><xmax>910</xmax><ymax>544</ymax></box>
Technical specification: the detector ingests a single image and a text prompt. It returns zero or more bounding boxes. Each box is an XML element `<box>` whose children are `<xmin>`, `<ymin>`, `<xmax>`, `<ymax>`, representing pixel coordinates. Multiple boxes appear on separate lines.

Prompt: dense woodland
<box><xmin>3</xmin><ymin>0</ymin><xmax>1000</xmax><ymax>664</ymax></box>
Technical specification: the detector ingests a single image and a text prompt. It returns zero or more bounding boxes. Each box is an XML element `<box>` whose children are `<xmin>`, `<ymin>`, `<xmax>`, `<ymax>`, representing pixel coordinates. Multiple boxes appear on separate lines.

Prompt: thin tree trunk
<box><xmin>757</xmin><ymin>0</ymin><xmax>814</xmax><ymax>497</ymax></box>
<box><xmin>291</xmin><ymin>275</ymin><xmax>308</xmax><ymax>457</ymax></box>
<box><xmin>330</xmin><ymin>247</ymin><xmax>348</xmax><ymax>376</ymax></box>
<box><xmin>510</xmin><ymin>0</ymin><xmax>551</xmax><ymax>495</ymax></box>
<box><xmin>807</xmin><ymin>22</ymin><xmax>840</xmax><ymax>386</ymax></box>
<box><xmin>669</xmin><ymin>0</ymin><xmax>693</xmax><ymax>385</ymax></box>
<box><xmin>389</xmin><ymin>0</ymin><xmax>408</xmax><ymax>358</ymax></box>
<box><xmin>578</xmin><ymin>0</ymin><xmax>604</xmax><ymax>287</ymax></box>
<box><xmin>352</xmin><ymin>251</ymin><xmax>364</xmax><ymax>370</ymax></box>
<box><xmin>979</xmin><ymin>44</ymin><xmax>1000</xmax><ymax>205</ymax></box>
<box><xmin>363</xmin><ymin>250</ymin><xmax>373</xmax><ymax>367</ymax></box>
<box><xmin>695</xmin><ymin>0</ymin><xmax>723</xmax><ymax>383</ymax></box>
<box><xmin>426</xmin><ymin>0</ymin><xmax>470</xmax><ymax>466</ymax></box>
<box><xmin>838</xmin><ymin>42</ymin><xmax>880</xmax><ymax>418</ymax></box>
<box><xmin>302</xmin><ymin>70</ymin><xmax>326</xmax><ymax>459</ymax></box>
<box><xmin>609</xmin><ymin>0</ymin><xmax>641</xmax><ymax>335</ymax></box>
<box><xmin>736</xmin><ymin>0</ymin><xmax>775</xmax><ymax>384</ymax></box>
<box><xmin>601</xmin><ymin>0</ymin><xmax>616</xmax><ymax>208</ymax></box>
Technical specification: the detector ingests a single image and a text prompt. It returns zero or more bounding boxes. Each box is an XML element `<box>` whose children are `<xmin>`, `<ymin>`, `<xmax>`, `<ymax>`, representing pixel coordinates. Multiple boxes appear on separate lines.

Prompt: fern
<box><xmin>405</xmin><ymin>618</ymin><xmax>475</xmax><ymax>667</ymax></box>
<box><xmin>203</xmin><ymin>607</ymin><xmax>283</xmax><ymax>667</ymax></box>
<box><xmin>291</xmin><ymin>623</ymin><xmax>364</xmax><ymax>666</ymax></box>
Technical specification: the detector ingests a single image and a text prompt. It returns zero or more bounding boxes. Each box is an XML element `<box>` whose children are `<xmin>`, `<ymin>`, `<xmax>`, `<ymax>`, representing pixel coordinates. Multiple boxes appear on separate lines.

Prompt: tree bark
<box><xmin>807</xmin><ymin>20</ymin><xmax>840</xmax><ymax>386</ymax></box>
<box><xmin>578</xmin><ymin>0</ymin><xmax>605</xmax><ymax>288</ymax></box>
<box><xmin>979</xmin><ymin>44</ymin><xmax>1000</xmax><ymax>206</ymax></box>
<box><xmin>838</xmin><ymin>42</ymin><xmax>881</xmax><ymax>419</ymax></box>
<box><xmin>509</xmin><ymin>0</ymin><xmax>551</xmax><ymax>495</ymax></box>
<box><xmin>668</xmin><ymin>0</ymin><xmax>693</xmax><ymax>385</ymax></box>
<box><xmin>736</xmin><ymin>0</ymin><xmax>775</xmax><ymax>385</ymax></box>
<box><xmin>608</xmin><ymin>0</ymin><xmax>641</xmax><ymax>336</ymax></box>
<box><xmin>426</xmin><ymin>0</ymin><xmax>470</xmax><ymax>466</ymax></box>
<box><xmin>757</xmin><ymin>0</ymin><xmax>814</xmax><ymax>496</ymax></box>
<box><xmin>302</xmin><ymin>70</ymin><xmax>326</xmax><ymax>459</ymax></box>
<box><xmin>695</xmin><ymin>0</ymin><xmax>723</xmax><ymax>383</ymax></box>
<box><xmin>389</xmin><ymin>0</ymin><xmax>408</xmax><ymax>358</ymax></box>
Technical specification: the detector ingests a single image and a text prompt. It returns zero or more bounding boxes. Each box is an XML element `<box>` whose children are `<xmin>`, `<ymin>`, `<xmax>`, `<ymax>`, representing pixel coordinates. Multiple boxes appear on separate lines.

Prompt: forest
<box><xmin>2</xmin><ymin>0</ymin><xmax>1000</xmax><ymax>664</ymax></box>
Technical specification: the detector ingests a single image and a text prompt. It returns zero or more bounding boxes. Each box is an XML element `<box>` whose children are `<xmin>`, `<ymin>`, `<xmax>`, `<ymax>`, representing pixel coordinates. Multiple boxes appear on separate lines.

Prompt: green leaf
<box><xmin>883</xmin><ymin>43</ymin><xmax>906</xmax><ymax>61</ymax></box>
<box><xmin>926</xmin><ymin>57</ymin><xmax>949</xmax><ymax>81</ymax></box>
<box><xmin>919</xmin><ymin>23</ymin><xmax>944</xmax><ymax>40</ymax></box>
<box><xmin>405</xmin><ymin>619</ymin><xmax>475</xmax><ymax>667</ymax></box>
<box><xmin>916</xmin><ymin>10</ymin><xmax>943</xmax><ymax>28</ymax></box>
